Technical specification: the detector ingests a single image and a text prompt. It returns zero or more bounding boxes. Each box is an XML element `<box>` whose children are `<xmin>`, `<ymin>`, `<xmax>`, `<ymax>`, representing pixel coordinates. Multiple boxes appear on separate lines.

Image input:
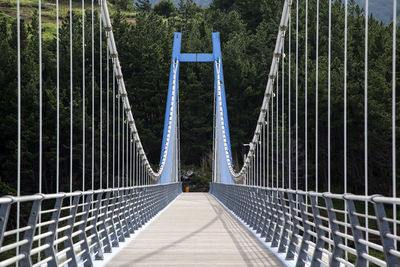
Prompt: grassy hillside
<box><xmin>151</xmin><ymin>0</ymin><xmax>211</xmax><ymax>7</ymax></box>
<box><xmin>0</xmin><ymin>0</ymin><xmax>136</xmax><ymax>39</ymax></box>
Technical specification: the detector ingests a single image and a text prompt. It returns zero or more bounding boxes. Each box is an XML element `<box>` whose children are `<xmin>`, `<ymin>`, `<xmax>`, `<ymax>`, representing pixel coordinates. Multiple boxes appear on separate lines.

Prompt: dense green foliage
<box><xmin>0</xmin><ymin>0</ymin><xmax>398</xmax><ymax>197</ymax></box>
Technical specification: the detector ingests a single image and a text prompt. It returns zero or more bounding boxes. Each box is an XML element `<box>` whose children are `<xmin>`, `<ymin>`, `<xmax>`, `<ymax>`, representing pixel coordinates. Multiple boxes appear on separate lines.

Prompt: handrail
<box><xmin>0</xmin><ymin>183</ymin><xmax>182</xmax><ymax>266</ymax></box>
<box><xmin>211</xmin><ymin>183</ymin><xmax>400</xmax><ymax>267</ymax></box>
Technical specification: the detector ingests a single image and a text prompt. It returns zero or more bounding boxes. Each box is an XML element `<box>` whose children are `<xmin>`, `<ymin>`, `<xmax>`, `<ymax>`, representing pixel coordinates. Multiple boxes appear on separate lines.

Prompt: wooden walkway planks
<box><xmin>105</xmin><ymin>193</ymin><xmax>283</xmax><ymax>267</ymax></box>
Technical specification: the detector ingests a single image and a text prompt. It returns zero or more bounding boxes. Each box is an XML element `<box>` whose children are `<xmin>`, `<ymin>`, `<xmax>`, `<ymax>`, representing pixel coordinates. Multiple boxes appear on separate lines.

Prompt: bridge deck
<box><xmin>105</xmin><ymin>193</ymin><xmax>283</xmax><ymax>266</ymax></box>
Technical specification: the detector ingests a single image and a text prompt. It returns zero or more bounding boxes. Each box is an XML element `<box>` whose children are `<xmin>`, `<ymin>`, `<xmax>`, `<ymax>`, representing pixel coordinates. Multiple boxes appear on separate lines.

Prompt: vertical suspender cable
<box><xmin>255</xmin><ymin>144</ymin><xmax>257</xmax><ymax>186</ymax></box>
<box><xmin>107</xmin><ymin>38</ymin><xmax>109</xmax><ymax>189</ymax></box>
<box><xmin>315</xmin><ymin>0</ymin><xmax>319</xmax><ymax>193</ymax></box>
<box><xmin>364</xmin><ymin>0</ymin><xmax>369</xmax><ymax>252</ymax></box>
<box><xmin>56</xmin><ymin>0</ymin><xmax>60</xmax><ymax>194</ymax></box>
<box><xmin>122</xmin><ymin>103</ymin><xmax>124</xmax><ymax>187</ymax></box>
<box><xmin>305</xmin><ymin>0</ymin><xmax>308</xmax><ymax>192</ymax></box>
<box><xmin>272</xmin><ymin>87</ymin><xmax>274</xmax><ymax>188</ymax></box>
<box><xmin>38</xmin><ymin>0</ymin><xmax>43</xmax><ymax>259</ymax></box>
<box><xmin>344</xmin><ymin>0</ymin><xmax>348</xmax><ymax>259</ymax></box>
<box><xmin>69</xmin><ymin>0</ymin><xmax>73</xmax><ymax>197</ymax></box>
<box><xmin>118</xmin><ymin>88</ymin><xmax>120</xmax><ymax>188</ymax></box>
<box><xmin>295</xmin><ymin>0</ymin><xmax>299</xmax><ymax>193</ymax></box>
<box><xmin>328</xmin><ymin>0</ymin><xmax>331</xmax><ymax>192</ymax></box>
<box><xmin>282</xmin><ymin>42</ymin><xmax>284</xmax><ymax>189</ymax></box>
<box><xmin>259</xmin><ymin>133</ymin><xmax>261</xmax><ymax>186</ymax></box>
<box><xmin>288</xmin><ymin>14</ymin><xmax>291</xmax><ymax>190</ymax></box>
<box><xmin>131</xmin><ymin>137</ymin><xmax>136</xmax><ymax>186</ymax></box>
<box><xmin>82</xmin><ymin>0</ymin><xmax>85</xmax><ymax>191</ymax></box>
<box><xmin>131</xmin><ymin>133</ymin><xmax>133</xmax><ymax>186</ymax></box>
<box><xmin>263</xmin><ymin>121</ymin><xmax>265</xmax><ymax>187</ymax></box>
<box><xmin>276</xmin><ymin>70</ymin><xmax>279</xmax><ymax>188</ymax></box>
<box><xmin>100</xmin><ymin>3</ymin><xmax>103</xmax><ymax>189</ymax></box>
<box><xmin>16</xmin><ymin>0</ymin><xmax>21</xmax><ymax>263</ymax></box>
<box><xmin>55</xmin><ymin>0</ymin><xmax>60</xmax><ymax>248</ymax></box>
<box><xmin>267</xmin><ymin>106</ymin><xmax>270</xmax><ymax>187</ymax></box>
<box><xmin>126</xmin><ymin>120</ymin><xmax>129</xmax><ymax>186</ymax></box>
<box><xmin>113</xmin><ymin>68</ymin><xmax>115</xmax><ymax>188</ymax></box>
<box><xmin>91</xmin><ymin>0</ymin><xmax>95</xmax><ymax>191</ymax></box>
<box><xmin>392</xmin><ymin>0</ymin><xmax>397</xmax><ymax>250</ymax></box>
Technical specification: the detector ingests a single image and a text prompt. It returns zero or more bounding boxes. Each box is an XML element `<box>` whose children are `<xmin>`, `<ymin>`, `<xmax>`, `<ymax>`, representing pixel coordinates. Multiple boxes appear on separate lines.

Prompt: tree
<box><xmin>135</xmin><ymin>0</ymin><xmax>152</xmax><ymax>12</ymax></box>
<box><xmin>154</xmin><ymin>0</ymin><xmax>176</xmax><ymax>18</ymax></box>
<box><xmin>115</xmin><ymin>0</ymin><xmax>132</xmax><ymax>11</ymax></box>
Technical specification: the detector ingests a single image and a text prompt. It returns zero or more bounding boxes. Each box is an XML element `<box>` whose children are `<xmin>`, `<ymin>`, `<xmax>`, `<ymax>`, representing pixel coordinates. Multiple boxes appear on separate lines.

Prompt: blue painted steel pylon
<box><xmin>159</xmin><ymin>32</ymin><xmax>234</xmax><ymax>184</ymax></box>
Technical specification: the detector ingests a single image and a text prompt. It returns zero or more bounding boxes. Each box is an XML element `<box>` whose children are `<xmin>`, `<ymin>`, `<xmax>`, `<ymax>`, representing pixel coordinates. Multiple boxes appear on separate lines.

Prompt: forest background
<box><xmin>0</xmin><ymin>0</ymin><xmax>399</xmax><ymax>196</ymax></box>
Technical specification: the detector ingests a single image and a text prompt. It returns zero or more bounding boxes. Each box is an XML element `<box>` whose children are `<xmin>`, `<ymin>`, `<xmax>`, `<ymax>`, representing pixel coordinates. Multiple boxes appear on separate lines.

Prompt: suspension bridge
<box><xmin>0</xmin><ymin>0</ymin><xmax>399</xmax><ymax>266</ymax></box>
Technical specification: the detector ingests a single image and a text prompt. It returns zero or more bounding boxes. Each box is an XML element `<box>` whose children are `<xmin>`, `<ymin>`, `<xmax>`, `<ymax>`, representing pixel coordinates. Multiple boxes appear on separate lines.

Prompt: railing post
<box><xmin>78</xmin><ymin>193</ymin><xmax>94</xmax><ymax>267</ymax></box>
<box><xmin>372</xmin><ymin>196</ymin><xmax>400</xmax><ymax>267</ymax></box>
<box><xmin>345</xmin><ymin>195</ymin><xmax>367</xmax><ymax>267</ymax></box>
<box><xmin>286</xmin><ymin>192</ymin><xmax>300</xmax><ymax>260</ymax></box>
<box><xmin>323</xmin><ymin>194</ymin><xmax>343</xmax><ymax>267</ymax></box>
<box><xmin>120</xmin><ymin>189</ymin><xmax>131</xmax><ymax>238</ymax></box>
<box><xmin>20</xmin><ymin>196</ymin><xmax>42</xmax><ymax>266</ymax></box>
<box><xmin>295</xmin><ymin>193</ymin><xmax>310</xmax><ymax>267</ymax></box>
<box><xmin>278</xmin><ymin>191</ymin><xmax>290</xmax><ymax>253</ymax></box>
<box><xmin>126</xmin><ymin>188</ymin><xmax>137</xmax><ymax>232</ymax></box>
<box><xmin>91</xmin><ymin>192</ymin><xmax>104</xmax><ymax>260</ymax></box>
<box><xmin>271</xmin><ymin>190</ymin><xmax>284</xmax><ymax>248</ymax></box>
<box><xmin>44</xmin><ymin>196</ymin><xmax>64</xmax><ymax>267</ymax></box>
<box><xmin>114</xmin><ymin>190</ymin><xmax>126</xmax><ymax>242</ymax></box>
<box><xmin>63</xmin><ymin>194</ymin><xmax>81</xmax><ymax>267</ymax></box>
<box><xmin>309</xmin><ymin>194</ymin><xmax>325</xmax><ymax>267</ymax></box>
<box><xmin>261</xmin><ymin>189</ymin><xmax>273</xmax><ymax>239</ymax></box>
<box><xmin>105</xmin><ymin>191</ymin><xmax>120</xmax><ymax>247</ymax></box>
<box><xmin>98</xmin><ymin>190</ymin><xmax>113</xmax><ymax>252</ymax></box>
<box><xmin>255</xmin><ymin>188</ymin><xmax>267</xmax><ymax>234</ymax></box>
<box><xmin>265</xmin><ymin>190</ymin><xmax>278</xmax><ymax>242</ymax></box>
<box><xmin>0</xmin><ymin>197</ymin><xmax>12</xmax><ymax>247</ymax></box>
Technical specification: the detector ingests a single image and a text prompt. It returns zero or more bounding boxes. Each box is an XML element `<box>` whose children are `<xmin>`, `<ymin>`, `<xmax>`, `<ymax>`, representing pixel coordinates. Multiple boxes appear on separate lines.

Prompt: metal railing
<box><xmin>210</xmin><ymin>183</ymin><xmax>400</xmax><ymax>267</ymax></box>
<box><xmin>0</xmin><ymin>183</ymin><xmax>181</xmax><ymax>267</ymax></box>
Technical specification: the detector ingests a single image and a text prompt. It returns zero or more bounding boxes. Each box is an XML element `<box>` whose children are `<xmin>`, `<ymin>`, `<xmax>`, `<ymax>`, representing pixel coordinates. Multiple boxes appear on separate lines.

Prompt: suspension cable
<box><xmin>56</xmin><ymin>0</ymin><xmax>60</xmax><ymax>194</ymax></box>
<box><xmin>100</xmin><ymin>2</ymin><xmax>103</xmax><ymax>189</ymax></box>
<box><xmin>344</xmin><ymin>0</ymin><xmax>348</xmax><ymax>259</ymax></box>
<box><xmin>328</xmin><ymin>0</ymin><xmax>331</xmax><ymax>193</ymax></box>
<box><xmin>305</xmin><ymin>0</ymin><xmax>308</xmax><ymax>192</ymax></box>
<box><xmin>113</xmin><ymin>63</ymin><xmax>115</xmax><ymax>189</ymax></box>
<box><xmin>38</xmin><ymin>0</ymin><xmax>43</xmax><ymax>260</ymax></box>
<box><xmin>364</xmin><ymin>0</ymin><xmax>369</xmax><ymax>254</ymax></box>
<box><xmin>267</xmin><ymin>105</ymin><xmax>270</xmax><ymax>187</ymax></box>
<box><xmin>122</xmin><ymin>98</ymin><xmax>125</xmax><ymax>187</ymax></box>
<box><xmin>16</xmin><ymin>0</ymin><xmax>21</xmax><ymax>263</ymax></box>
<box><xmin>69</xmin><ymin>0</ymin><xmax>73</xmax><ymax>196</ymax></box>
<box><xmin>295</xmin><ymin>0</ymin><xmax>299</xmax><ymax>192</ymax></box>
<box><xmin>276</xmin><ymin>67</ymin><xmax>279</xmax><ymax>189</ymax></box>
<box><xmin>107</xmin><ymin>32</ymin><xmax>109</xmax><ymax>189</ymax></box>
<box><xmin>282</xmin><ymin>41</ymin><xmax>285</xmax><ymax>189</ymax></box>
<box><xmin>288</xmin><ymin>12</ymin><xmax>291</xmax><ymax>190</ymax></box>
<box><xmin>91</xmin><ymin>0</ymin><xmax>95</xmax><ymax>191</ymax></box>
<box><xmin>272</xmin><ymin>85</ymin><xmax>274</xmax><ymax>188</ymax></box>
<box><xmin>82</xmin><ymin>0</ymin><xmax>85</xmax><ymax>191</ymax></box>
<box><xmin>118</xmin><ymin>86</ymin><xmax>120</xmax><ymax>188</ymax></box>
<box><xmin>315</xmin><ymin>0</ymin><xmax>319</xmax><ymax>193</ymax></box>
<box><xmin>392</xmin><ymin>0</ymin><xmax>397</xmax><ymax>251</ymax></box>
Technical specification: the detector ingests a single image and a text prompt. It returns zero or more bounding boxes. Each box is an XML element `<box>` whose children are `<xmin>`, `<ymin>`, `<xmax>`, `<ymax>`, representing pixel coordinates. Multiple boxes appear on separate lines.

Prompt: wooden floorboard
<box><xmin>106</xmin><ymin>193</ymin><xmax>284</xmax><ymax>266</ymax></box>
